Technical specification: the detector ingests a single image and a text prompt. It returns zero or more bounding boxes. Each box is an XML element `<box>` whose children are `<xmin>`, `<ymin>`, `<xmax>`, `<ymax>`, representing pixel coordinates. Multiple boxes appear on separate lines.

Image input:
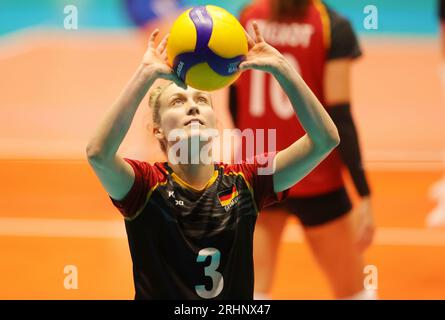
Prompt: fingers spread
<box><xmin>244</xmin><ymin>29</ymin><xmax>255</xmax><ymax>49</ymax></box>
<box><xmin>252</xmin><ymin>21</ymin><xmax>264</xmax><ymax>43</ymax></box>
<box><xmin>157</xmin><ymin>33</ymin><xmax>169</xmax><ymax>55</ymax></box>
<box><xmin>148</xmin><ymin>29</ymin><xmax>160</xmax><ymax>48</ymax></box>
<box><xmin>161</xmin><ymin>49</ymin><xmax>168</xmax><ymax>62</ymax></box>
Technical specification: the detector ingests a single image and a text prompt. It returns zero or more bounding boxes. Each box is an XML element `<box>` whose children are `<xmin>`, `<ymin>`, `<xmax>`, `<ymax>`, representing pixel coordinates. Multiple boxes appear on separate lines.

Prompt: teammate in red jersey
<box><xmin>86</xmin><ymin>22</ymin><xmax>339</xmax><ymax>299</ymax></box>
<box><xmin>230</xmin><ymin>0</ymin><xmax>375</xmax><ymax>299</ymax></box>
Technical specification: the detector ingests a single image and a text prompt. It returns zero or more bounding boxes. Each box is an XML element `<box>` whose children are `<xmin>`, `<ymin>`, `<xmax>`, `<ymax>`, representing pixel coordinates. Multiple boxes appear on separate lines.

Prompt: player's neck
<box><xmin>168</xmin><ymin>162</ymin><xmax>216</xmax><ymax>191</ymax></box>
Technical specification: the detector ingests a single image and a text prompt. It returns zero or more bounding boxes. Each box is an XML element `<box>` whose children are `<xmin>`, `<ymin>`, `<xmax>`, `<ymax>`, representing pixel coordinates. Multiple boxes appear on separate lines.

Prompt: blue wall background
<box><xmin>0</xmin><ymin>0</ymin><xmax>440</xmax><ymax>36</ymax></box>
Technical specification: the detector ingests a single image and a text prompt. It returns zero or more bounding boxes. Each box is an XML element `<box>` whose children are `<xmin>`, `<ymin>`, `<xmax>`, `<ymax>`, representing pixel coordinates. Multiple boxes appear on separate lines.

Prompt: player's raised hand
<box><xmin>239</xmin><ymin>21</ymin><xmax>287</xmax><ymax>73</ymax></box>
<box><xmin>141</xmin><ymin>29</ymin><xmax>186</xmax><ymax>88</ymax></box>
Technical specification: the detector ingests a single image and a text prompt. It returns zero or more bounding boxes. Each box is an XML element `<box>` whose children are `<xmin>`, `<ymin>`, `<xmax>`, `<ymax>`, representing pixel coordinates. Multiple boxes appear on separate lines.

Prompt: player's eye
<box><xmin>197</xmin><ymin>96</ymin><xmax>208</xmax><ymax>104</ymax></box>
<box><xmin>171</xmin><ymin>98</ymin><xmax>184</xmax><ymax>106</ymax></box>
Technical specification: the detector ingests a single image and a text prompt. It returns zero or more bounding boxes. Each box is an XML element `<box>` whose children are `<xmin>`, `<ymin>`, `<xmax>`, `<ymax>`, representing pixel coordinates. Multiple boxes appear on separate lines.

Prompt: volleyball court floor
<box><xmin>0</xmin><ymin>32</ymin><xmax>444</xmax><ymax>299</ymax></box>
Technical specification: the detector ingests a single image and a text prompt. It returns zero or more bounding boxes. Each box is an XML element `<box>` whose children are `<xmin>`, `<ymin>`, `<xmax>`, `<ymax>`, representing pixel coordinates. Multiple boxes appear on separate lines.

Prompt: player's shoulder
<box><xmin>322</xmin><ymin>2</ymin><xmax>362</xmax><ymax>60</ymax></box>
<box><xmin>123</xmin><ymin>158</ymin><xmax>168</xmax><ymax>182</ymax></box>
<box><xmin>324</xmin><ymin>3</ymin><xmax>355</xmax><ymax>34</ymax></box>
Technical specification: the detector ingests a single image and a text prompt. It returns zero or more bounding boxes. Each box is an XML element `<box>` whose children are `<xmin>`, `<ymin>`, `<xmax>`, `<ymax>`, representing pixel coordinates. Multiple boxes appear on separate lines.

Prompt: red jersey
<box><xmin>235</xmin><ymin>0</ymin><xmax>344</xmax><ymax>197</ymax></box>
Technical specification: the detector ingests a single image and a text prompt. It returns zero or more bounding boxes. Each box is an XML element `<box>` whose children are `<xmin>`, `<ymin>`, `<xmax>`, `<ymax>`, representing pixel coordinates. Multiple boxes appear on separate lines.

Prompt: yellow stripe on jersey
<box><xmin>171</xmin><ymin>169</ymin><xmax>219</xmax><ymax>192</ymax></box>
<box><xmin>313</xmin><ymin>0</ymin><xmax>331</xmax><ymax>51</ymax></box>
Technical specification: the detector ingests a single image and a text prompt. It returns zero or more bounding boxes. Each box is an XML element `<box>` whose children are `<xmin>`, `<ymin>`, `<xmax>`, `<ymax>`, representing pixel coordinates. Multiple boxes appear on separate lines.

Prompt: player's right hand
<box><xmin>141</xmin><ymin>29</ymin><xmax>186</xmax><ymax>89</ymax></box>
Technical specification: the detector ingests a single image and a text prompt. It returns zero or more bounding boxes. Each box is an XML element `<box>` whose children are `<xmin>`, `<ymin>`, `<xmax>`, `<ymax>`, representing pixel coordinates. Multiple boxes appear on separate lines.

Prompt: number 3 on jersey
<box><xmin>195</xmin><ymin>247</ymin><xmax>224</xmax><ymax>299</ymax></box>
<box><xmin>249</xmin><ymin>53</ymin><xmax>301</xmax><ymax>119</ymax></box>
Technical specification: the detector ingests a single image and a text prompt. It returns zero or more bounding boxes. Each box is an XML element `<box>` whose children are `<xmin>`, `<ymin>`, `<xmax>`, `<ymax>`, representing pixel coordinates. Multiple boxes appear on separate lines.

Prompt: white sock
<box><xmin>254</xmin><ymin>292</ymin><xmax>271</xmax><ymax>300</ymax></box>
<box><xmin>340</xmin><ymin>289</ymin><xmax>378</xmax><ymax>300</ymax></box>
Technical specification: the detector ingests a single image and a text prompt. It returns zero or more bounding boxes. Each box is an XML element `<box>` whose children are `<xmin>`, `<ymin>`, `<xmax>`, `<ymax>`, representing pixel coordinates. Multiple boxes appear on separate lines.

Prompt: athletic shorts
<box><xmin>266</xmin><ymin>186</ymin><xmax>352</xmax><ymax>227</ymax></box>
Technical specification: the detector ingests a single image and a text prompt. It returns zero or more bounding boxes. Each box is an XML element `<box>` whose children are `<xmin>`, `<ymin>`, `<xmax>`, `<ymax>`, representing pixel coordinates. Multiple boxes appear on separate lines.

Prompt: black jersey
<box><xmin>110</xmin><ymin>153</ymin><xmax>289</xmax><ymax>299</ymax></box>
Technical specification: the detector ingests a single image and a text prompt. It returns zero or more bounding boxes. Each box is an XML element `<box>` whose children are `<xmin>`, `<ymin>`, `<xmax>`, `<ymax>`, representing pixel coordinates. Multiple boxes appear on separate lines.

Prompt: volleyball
<box><xmin>167</xmin><ymin>5</ymin><xmax>248</xmax><ymax>91</ymax></box>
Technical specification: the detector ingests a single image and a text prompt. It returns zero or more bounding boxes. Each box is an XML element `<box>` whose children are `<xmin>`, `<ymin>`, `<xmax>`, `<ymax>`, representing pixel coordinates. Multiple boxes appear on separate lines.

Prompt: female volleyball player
<box><xmin>86</xmin><ymin>22</ymin><xmax>339</xmax><ymax>299</ymax></box>
<box><xmin>230</xmin><ymin>0</ymin><xmax>374</xmax><ymax>299</ymax></box>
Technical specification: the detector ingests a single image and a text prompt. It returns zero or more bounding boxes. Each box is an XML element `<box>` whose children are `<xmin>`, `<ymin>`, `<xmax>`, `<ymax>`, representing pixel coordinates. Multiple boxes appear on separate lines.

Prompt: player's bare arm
<box><xmin>240</xmin><ymin>22</ymin><xmax>340</xmax><ymax>193</ymax></box>
<box><xmin>86</xmin><ymin>29</ymin><xmax>185</xmax><ymax>201</ymax></box>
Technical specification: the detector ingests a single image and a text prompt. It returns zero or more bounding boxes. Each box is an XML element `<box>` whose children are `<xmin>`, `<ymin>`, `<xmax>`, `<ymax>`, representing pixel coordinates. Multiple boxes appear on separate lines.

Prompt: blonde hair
<box><xmin>148</xmin><ymin>82</ymin><xmax>173</xmax><ymax>153</ymax></box>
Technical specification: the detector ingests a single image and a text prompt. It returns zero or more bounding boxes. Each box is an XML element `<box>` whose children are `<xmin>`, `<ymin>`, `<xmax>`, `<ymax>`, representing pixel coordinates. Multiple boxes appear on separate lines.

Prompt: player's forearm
<box><xmin>328</xmin><ymin>103</ymin><xmax>371</xmax><ymax>197</ymax></box>
<box><xmin>86</xmin><ymin>65</ymin><xmax>156</xmax><ymax>160</ymax></box>
<box><xmin>271</xmin><ymin>58</ymin><xmax>339</xmax><ymax>151</ymax></box>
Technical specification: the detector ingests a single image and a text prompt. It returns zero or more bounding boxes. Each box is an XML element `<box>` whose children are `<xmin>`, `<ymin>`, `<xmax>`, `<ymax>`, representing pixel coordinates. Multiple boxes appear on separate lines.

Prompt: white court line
<box><xmin>1</xmin><ymin>217</ymin><xmax>445</xmax><ymax>247</ymax></box>
<box><xmin>364</xmin><ymin>150</ymin><xmax>445</xmax><ymax>171</ymax></box>
<box><xmin>282</xmin><ymin>224</ymin><xmax>445</xmax><ymax>247</ymax></box>
<box><xmin>0</xmin><ymin>218</ymin><xmax>126</xmax><ymax>239</ymax></box>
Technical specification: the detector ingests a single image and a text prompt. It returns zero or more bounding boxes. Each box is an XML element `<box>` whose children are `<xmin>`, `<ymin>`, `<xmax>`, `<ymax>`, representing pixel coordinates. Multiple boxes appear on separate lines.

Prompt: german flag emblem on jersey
<box><xmin>218</xmin><ymin>185</ymin><xmax>239</xmax><ymax>208</ymax></box>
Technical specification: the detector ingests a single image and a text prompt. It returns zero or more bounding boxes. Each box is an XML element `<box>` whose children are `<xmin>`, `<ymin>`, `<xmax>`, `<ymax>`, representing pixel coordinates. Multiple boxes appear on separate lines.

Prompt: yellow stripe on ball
<box><xmin>206</xmin><ymin>5</ymin><xmax>248</xmax><ymax>59</ymax></box>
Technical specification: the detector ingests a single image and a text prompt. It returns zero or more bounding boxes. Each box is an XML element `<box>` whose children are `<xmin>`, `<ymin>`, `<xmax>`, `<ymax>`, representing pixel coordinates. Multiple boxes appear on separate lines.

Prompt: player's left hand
<box><xmin>239</xmin><ymin>21</ymin><xmax>287</xmax><ymax>73</ymax></box>
<box><xmin>355</xmin><ymin>196</ymin><xmax>376</xmax><ymax>252</ymax></box>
